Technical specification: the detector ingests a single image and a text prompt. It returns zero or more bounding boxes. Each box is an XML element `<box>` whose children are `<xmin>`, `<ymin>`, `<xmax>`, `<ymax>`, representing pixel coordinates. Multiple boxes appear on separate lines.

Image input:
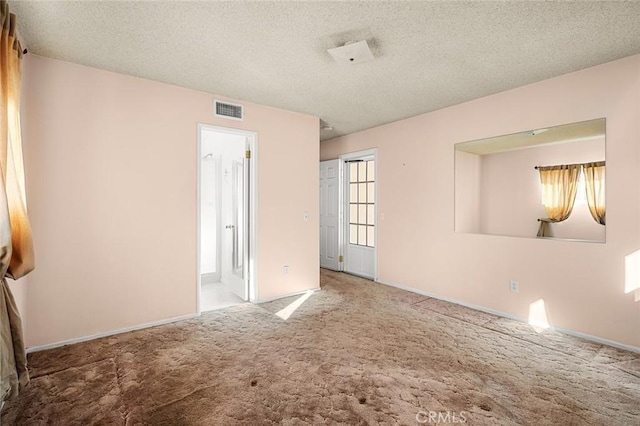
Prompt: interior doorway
<box><xmin>319</xmin><ymin>149</ymin><xmax>377</xmax><ymax>280</ymax></box>
<box><xmin>197</xmin><ymin>124</ymin><xmax>257</xmax><ymax>312</ymax></box>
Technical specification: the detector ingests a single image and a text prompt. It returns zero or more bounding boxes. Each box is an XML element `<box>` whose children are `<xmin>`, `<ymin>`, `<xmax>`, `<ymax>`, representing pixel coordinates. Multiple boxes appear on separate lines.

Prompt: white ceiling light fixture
<box><xmin>327</xmin><ymin>40</ymin><xmax>374</xmax><ymax>65</ymax></box>
<box><xmin>531</xmin><ymin>128</ymin><xmax>549</xmax><ymax>136</ymax></box>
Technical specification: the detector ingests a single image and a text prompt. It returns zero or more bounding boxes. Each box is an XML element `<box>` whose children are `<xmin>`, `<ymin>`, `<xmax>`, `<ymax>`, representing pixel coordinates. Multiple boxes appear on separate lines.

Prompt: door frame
<box><xmin>338</xmin><ymin>148</ymin><xmax>378</xmax><ymax>280</ymax></box>
<box><xmin>196</xmin><ymin>123</ymin><xmax>258</xmax><ymax>314</ymax></box>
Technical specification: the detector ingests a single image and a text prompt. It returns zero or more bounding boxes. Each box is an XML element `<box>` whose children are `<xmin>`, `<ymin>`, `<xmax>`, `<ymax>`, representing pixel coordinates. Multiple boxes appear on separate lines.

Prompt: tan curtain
<box><xmin>1</xmin><ymin>0</ymin><xmax>33</xmax><ymax>403</ymax></box>
<box><xmin>584</xmin><ymin>161</ymin><xmax>605</xmax><ymax>225</ymax></box>
<box><xmin>537</xmin><ymin>164</ymin><xmax>581</xmax><ymax>237</ymax></box>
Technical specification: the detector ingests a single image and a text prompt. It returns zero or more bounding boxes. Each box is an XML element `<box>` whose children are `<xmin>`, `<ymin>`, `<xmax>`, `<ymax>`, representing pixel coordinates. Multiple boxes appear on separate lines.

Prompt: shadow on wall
<box><xmin>528</xmin><ymin>299</ymin><xmax>550</xmax><ymax>332</ymax></box>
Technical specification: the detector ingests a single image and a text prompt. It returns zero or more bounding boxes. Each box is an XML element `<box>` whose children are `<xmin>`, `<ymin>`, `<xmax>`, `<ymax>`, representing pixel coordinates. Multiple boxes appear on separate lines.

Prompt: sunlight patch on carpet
<box><xmin>276</xmin><ymin>290</ymin><xmax>314</xmax><ymax>320</ymax></box>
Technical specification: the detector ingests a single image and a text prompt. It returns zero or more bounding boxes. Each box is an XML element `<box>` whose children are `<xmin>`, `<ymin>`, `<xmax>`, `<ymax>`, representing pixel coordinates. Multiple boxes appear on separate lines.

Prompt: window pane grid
<box><xmin>348</xmin><ymin>160</ymin><xmax>375</xmax><ymax>247</ymax></box>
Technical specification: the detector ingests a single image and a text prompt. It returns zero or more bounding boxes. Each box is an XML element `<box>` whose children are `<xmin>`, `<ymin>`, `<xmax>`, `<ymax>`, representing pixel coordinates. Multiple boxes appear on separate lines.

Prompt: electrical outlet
<box><xmin>510</xmin><ymin>280</ymin><xmax>519</xmax><ymax>293</ymax></box>
<box><xmin>283</xmin><ymin>265</ymin><xmax>289</xmax><ymax>276</ymax></box>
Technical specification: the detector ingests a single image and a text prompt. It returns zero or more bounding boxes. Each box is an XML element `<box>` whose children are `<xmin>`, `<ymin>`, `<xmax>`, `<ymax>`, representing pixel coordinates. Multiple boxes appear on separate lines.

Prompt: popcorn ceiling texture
<box><xmin>10</xmin><ymin>1</ymin><xmax>640</xmax><ymax>140</ymax></box>
<box><xmin>2</xmin><ymin>269</ymin><xmax>639</xmax><ymax>424</ymax></box>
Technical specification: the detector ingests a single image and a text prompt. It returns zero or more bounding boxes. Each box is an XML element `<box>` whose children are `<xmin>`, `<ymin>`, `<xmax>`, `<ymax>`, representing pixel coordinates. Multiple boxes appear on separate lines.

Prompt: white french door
<box><xmin>343</xmin><ymin>154</ymin><xmax>376</xmax><ymax>279</ymax></box>
<box><xmin>319</xmin><ymin>150</ymin><xmax>377</xmax><ymax>279</ymax></box>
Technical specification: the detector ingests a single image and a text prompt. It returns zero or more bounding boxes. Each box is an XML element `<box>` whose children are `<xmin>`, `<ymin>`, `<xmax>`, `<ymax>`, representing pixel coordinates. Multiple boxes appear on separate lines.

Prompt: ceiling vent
<box><xmin>327</xmin><ymin>40</ymin><xmax>374</xmax><ymax>65</ymax></box>
<box><xmin>214</xmin><ymin>100</ymin><xmax>243</xmax><ymax>121</ymax></box>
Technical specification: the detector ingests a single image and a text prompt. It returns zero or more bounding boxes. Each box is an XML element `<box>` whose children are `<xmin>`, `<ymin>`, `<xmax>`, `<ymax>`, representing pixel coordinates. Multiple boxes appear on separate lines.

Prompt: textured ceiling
<box><xmin>10</xmin><ymin>1</ymin><xmax>640</xmax><ymax>141</ymax></box>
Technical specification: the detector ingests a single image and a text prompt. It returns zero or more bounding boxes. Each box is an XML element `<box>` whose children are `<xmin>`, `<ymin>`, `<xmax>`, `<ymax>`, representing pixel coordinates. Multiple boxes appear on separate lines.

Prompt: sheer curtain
<box><xmin>537</xmin><ymin>164</ymin><xmax>581</xmax><ymax>237</ymax></box>
<box><xmin>1</xmin><ymin>0</ymin><xmax>34</xmax><ymax>403</ymax></box>
<box><xmin>583</xmin><ymin>161</ymin><xmax>606</xmax><ymax>225</ymax></box>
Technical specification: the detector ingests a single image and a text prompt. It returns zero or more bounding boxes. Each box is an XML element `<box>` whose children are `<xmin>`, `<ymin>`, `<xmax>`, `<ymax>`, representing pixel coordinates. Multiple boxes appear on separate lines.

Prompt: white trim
<box><xmin>337</xmin><ymin>159</ymin><xmax>345</xmax><ymax>271</ymax></box>
<box><xmin>26</xmin><ymin>313</ymin><xmax>199</xmax><ymax>354</ymax></box>
<box><xmin>196</xmin><ymin>125</ymin><xmax>203</xmax><ymax>315</ymax></box>
<box><xmin>25</xmin><ymin>280</ymin><xmax>638</xmax><ymax>355</ymax></box>
<box><xmin>255</xmin><ymin>287</ymin><xmax>321</xmax><ymax>304</ymax></box>
<box><xmin>248</xmin><ymin>133</ymin><xmax>259</xmax><ymax>302</ymax></box>
<box><xmin>197</xmin><ymin>124</ymin><xmax>259</xmax><ymax>313</ymax></box>
<box><xmin>201</xmin><ymin>272</ymin><xmax>220</xmax><ymax>285</ymax></box>
<box><xmin>377</xmin><ymin>279</ymin><xmax>640</xmax><ymax>354</ymax></box>
<box><xmin>339</xmin><ymin>148</ymin><xmax>378</xmax><ymax>281</ymax></box>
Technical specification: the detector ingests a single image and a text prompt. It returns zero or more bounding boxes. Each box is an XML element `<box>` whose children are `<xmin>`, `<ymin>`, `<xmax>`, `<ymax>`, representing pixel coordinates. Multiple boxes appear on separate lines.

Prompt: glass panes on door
<box><xmin>349</xmin><ymin>160</ymin><xmax>375</xmax><ymax>247</ymax></box>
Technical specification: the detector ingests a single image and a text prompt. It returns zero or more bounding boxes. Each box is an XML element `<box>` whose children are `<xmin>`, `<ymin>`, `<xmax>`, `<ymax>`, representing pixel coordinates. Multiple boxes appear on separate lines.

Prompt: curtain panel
<box><xmin>0</xmin><ymin>0</ymin><xmax>33</xmax><ymax>403</ymax></box>
<box><xmin>584</xmin><ymin>161</ymin><xmax>606</xmax><ymax>225</ymax></box>
<box><xmin>537</xmin><ymin>164</ymin><xmax>581</xmax><ymax>237</ymax></box>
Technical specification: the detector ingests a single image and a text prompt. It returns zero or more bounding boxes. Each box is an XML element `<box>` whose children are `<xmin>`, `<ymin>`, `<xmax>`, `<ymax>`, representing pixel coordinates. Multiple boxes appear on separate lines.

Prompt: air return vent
<box><xmin>214</xmin><ymin>100</ymin><xmax>244</xmax><ymax>120</ymax></box>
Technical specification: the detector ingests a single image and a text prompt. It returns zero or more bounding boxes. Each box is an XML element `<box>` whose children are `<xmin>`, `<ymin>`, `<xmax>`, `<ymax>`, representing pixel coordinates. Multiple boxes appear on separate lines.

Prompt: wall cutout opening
<box><xmin>454</xmin><ymin>118</ymin><xmax>605</xmax><ymax>242</ymax></box>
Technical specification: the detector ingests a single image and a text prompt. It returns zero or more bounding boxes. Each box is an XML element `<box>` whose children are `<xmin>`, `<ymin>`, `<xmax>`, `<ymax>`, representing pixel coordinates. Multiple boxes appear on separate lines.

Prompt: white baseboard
<box><xmin>26</xmin><ymin>288</ymin><xmax>322</xmax><ymax>353</ymax></box>
<box><xmin>376</xmin><ymin>279</ymin><xmax>640</xmax><ymax>354</ymax></box>
<box><xmin>200</xmin><ymin>273</ymin><xmax>219</xmax><ymax>285</ymax></box>
<box><xmin>255</xmin><ymin>287</ymin><xmax>321</xmax><ymax>304</ymax></box>
<box><xmin>25</xmin><ymin>282</ymin><xmax>638</xmax><ymax>355</ymax></box>
<box><xmin>26</xmin><ymin>313</ymin><xmax>200</xmax><ymax>354</ymax></box>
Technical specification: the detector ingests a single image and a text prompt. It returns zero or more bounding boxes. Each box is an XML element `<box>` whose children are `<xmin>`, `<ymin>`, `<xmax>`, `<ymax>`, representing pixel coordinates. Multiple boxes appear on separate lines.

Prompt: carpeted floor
<box><xmin>2</xmin><ymin>269</ymin><xmax>639</xmax><ymax>425</ymax></box>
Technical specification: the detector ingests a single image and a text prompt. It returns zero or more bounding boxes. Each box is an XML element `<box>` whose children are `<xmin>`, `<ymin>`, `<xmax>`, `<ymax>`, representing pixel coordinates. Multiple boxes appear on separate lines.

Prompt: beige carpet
<box><xmin>2</xmin><ymin>269</ymin><xmax>639</xmax><ymax>425</ymax></box>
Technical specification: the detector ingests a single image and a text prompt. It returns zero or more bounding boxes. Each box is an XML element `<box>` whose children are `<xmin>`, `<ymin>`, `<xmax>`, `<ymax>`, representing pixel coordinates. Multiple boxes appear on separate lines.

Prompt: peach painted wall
<box><xmin>454</xmin><ymin>150</ymin><xmax>481</xmax><ymax>234</ymax></box>
<box><xmin>476</xmin><ymin>137</ymin><xmax>605</xmax><ymax>241</ymax></box>
<box><xmin>22</xmin><ymin>55</ymin><xmax>319</xmax><ymax>348</ymax></box>
<box><xmin>321</xmin><ymin>55</ymin><xmax>640</xmax><ymax>348</ymax></box>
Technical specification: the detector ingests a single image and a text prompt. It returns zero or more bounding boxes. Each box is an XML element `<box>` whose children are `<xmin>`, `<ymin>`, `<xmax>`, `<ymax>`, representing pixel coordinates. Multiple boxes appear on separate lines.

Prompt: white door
<box><xmin>320</xmin><ymin>160</ymin><xmax>340</xmax><ymax>270</ymax></box>
<box><xmin>224</xmin><ymin>145</ymin><xmax>249</xmax><ymax>300</ymax></box>
<box><xmin>344</xmin><ymin>157</ymin><xmax>376</xmax><ymax>279</ymax></box>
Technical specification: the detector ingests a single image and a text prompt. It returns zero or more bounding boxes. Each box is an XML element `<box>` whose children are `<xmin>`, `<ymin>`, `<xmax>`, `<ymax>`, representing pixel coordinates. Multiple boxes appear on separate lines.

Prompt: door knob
<box><xmin>226</xmin><ymin>225</ymin><xmax>235</xmax><ymax>229</ymax></box>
